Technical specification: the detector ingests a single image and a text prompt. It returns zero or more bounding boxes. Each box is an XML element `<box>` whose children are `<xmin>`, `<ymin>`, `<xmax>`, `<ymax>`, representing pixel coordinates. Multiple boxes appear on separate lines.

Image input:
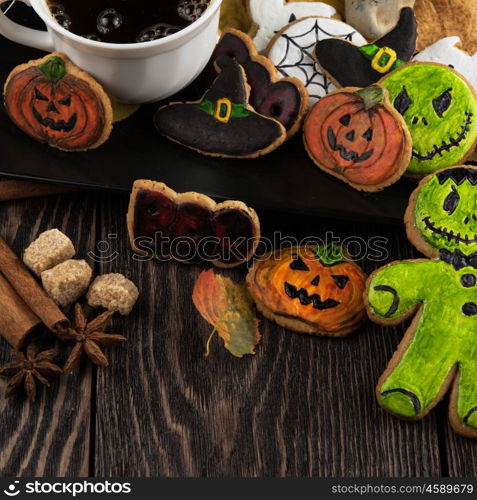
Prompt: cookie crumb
<box><xmin>23</xmin><ymin>229</ymin><xmax>75</xmax><ymax>276</ymax></box>
<box><xmin>41</xmin><ymin>259</ymin><xmax>92</xmax><ymax>307</ymax></box>
<box><xmin>87</xmin><ymin>274</ymin><xmax>139</xmax><ymax>315</ymax></box>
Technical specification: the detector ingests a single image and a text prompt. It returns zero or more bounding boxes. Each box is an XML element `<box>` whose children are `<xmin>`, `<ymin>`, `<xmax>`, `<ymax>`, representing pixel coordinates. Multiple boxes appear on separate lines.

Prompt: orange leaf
<box><xmin>193</xmin><ymin>270</ymin><xmax>261</xmax><ymax>358</ymax></box>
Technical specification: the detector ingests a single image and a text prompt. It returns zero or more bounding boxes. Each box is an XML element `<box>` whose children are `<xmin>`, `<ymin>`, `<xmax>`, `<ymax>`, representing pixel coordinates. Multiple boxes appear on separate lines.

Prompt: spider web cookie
<box><xmin>265</xmin><ymin>17</ymin><xmax>367</xmax><ymax>108</ymax></box>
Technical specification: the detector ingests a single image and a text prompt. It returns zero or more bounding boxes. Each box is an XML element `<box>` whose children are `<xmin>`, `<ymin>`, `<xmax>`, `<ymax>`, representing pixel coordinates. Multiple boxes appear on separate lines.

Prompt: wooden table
<box><xmin>0</xmin><ymin>188</ymin><xmax>476</xmax><ymax>478</ymax></box>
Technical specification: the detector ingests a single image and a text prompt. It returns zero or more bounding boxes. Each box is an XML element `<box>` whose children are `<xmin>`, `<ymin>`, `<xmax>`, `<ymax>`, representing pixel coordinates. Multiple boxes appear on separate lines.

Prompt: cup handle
<box><xmin>0</xmin><ymin>0</ymin><xmax>54</xmax><ymax>52</ymax></box>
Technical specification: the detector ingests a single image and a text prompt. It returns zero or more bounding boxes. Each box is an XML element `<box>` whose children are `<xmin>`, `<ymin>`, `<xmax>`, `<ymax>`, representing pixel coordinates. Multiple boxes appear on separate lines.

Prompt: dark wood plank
<box><xmin>0</xmin><ymin>191</ymin><xmax>98</xmax><ymax>477</ymax></box>
<box><xmin>444</xmin><ymin>404</ymin><xmax>477</xmax><ymax>476</ymax></box>
<box><xmin>95</xmin><ymin>193</ymin><xmax>442</xmax><ymax>477</ymax></box>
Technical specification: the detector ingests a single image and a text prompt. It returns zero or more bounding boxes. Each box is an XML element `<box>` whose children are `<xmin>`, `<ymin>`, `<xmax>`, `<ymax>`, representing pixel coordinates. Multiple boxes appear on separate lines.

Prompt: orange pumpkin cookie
<box><xmin>4</xmin><ymin>52</ymin><xmax>113</xmax><ymax>152</ymax></box>
<box><xmin>304</xmin><ymin>85</ymin><xmax>411</xmax><ymax>192</ymax></box>
<box><xmin>246</xmin><ymin>245</ymin><xmax>367</xmax><ymax>336</ymax></box>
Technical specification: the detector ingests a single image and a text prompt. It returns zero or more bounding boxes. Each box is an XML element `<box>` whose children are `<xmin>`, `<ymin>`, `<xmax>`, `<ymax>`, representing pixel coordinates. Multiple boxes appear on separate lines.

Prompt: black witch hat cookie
<box><xmin>201</xmin><ymin>29</ymin><xmax>308</xmax><ymax>139</ymax></box>
<box><xmin>154</xmin><ymin>55</ymin><xmax>287</xmax><ymax>158</ymax></box>
<box><xmin>315</xmin><ymin>7</ymin><xmax>418</xmax><ymax>88</ymax></box>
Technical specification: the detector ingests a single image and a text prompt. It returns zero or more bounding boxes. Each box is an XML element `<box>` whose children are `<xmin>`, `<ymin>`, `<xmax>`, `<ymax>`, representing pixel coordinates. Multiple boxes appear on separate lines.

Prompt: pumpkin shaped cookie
<box><xmin>247</xmin><ymin>245</ymin><xmax>367</xmax><ymax>336</ymax></box>
<box><xmin>4</xmin><ymin>52</ymin><xmax>113</xmax><ymax>152</ymax></box>
<box><xmin>304</xmin><ymin>85</ymin><xmax>411</xmax><ymax>191</ymax></box>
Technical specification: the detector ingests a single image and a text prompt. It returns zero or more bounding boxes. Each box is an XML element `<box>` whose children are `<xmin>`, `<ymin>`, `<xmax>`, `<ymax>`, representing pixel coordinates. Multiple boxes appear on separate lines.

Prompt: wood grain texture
<box><xmin>0</xmin><ymin>192</ymin><xmax>97</xmax><ymax>477</ymax></box>
<box><xmin>94</xmin><ymin>195</ymin><xmax>442</xmax><ymax>477</ymax></box>
<box><xmin>2</xmin><ymin>187</ymin><xmax>477</xmax><ymax>477</ymax></box>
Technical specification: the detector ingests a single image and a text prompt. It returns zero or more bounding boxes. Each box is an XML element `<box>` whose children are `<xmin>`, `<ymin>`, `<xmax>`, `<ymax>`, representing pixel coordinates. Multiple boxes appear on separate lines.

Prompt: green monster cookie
<box><xmin>367</xmin><ymin>166</ymin><xmax>477</xmax><ymax>439</ymax></box>
<box><xmin>380</xmin><ymin>63</ymin><xmax>477</xmax><ymax>177</ymax></box>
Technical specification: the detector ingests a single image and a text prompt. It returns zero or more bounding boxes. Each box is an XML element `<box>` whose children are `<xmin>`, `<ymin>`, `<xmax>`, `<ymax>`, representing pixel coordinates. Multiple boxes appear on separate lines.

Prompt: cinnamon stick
<box><xmin>0</xmin><ymin>273</ymin><xmax>42</xmax><ymax>349</ymax></box>
<box><xmin>0</xmin><ymin>238</ymin><xmax>69</xmax><ymax>334</ymax></box>
<box><xmin>0</xmin><ymin>180</ymin><xmax>79</xmax><ymax>202</ymax></box>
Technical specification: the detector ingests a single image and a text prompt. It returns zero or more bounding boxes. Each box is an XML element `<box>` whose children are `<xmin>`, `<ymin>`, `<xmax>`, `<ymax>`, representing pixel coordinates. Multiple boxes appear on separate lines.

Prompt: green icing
<box><xmin>368</xmin><ymin>168</ymin><xmax>477</xmax><ymax>429</ymax></box>
<box><xmin>313</xmin><ymin>244</ymin><xmax>345</xmax><ymax>266</ymax></box>
<box><xmin>380</xmin><ymin>63</ymin><xmax>477</xmax><ymax>177</ymax></box>
<box><xmin>369</xmin><ymin>260</ymin><xmax>477</xmax><ymax>423</ymax></box>
<box><xmin>38</xmin><ymin>56</ymin><xmax>67</xmax><ymax>84</ymax></box>
<box><xmin>414</xmin><ymin>173</ymin><xmax>477</xmax><ymax>253</ymax></box>
<box><xmin>359</xmin><ymin>44</ymin><xmax>405</xmax><ymax>72</ymax></box>
<box><xmin>196</xmin><ymin>99</ymin><xmax>252</xmax><ymax>119</ymax></box>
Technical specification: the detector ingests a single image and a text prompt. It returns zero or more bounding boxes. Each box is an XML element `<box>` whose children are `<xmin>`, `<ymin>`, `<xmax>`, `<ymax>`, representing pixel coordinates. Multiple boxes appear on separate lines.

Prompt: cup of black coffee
<box><xmin>0</xmin><ymin>0</ymin><xmax>223</xmax><ymax>103</ymax></box>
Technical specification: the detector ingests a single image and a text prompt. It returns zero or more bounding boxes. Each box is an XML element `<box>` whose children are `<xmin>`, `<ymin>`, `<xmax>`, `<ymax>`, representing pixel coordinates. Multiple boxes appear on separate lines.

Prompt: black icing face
<box><xmin>414</xmin><ymin>167</ymin><xmax>477</xmax><ymax>253</ymax></box>
<box><xmin>381</xmin><ymin>63</ymin><xmax>477</xmax><ymax>176</ymax></box>
<box><xmin>283</xmin><ymin>255</ymin><xmax>349</xmax><ymax>310</ymax></box>
<box><xmin>32</xmin><ymin>87</ymin><xmax>77</xmax><ymax>132</ymax></box>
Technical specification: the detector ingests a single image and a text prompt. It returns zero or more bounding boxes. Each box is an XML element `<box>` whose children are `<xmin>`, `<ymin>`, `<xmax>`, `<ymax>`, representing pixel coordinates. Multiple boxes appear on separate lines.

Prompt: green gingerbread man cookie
<box><xmin>367</xmin><ymin>166</ymin><xmax>477</xmax><ymax>438</ymax></box>
<box><xmin>380</xmin><ymin>63</ymin><xmax>477</xmax><ymax>177</ymax></box>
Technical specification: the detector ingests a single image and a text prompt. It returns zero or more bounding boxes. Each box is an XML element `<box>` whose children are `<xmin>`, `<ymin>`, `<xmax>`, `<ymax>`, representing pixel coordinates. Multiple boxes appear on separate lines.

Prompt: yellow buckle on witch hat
<box><xmin>371</xmin><ymin>47</ymin><xmax>397</xmax><ymax>74</ymax></box>
<box><xmin>214</xmin><ymin>98</ymin><xmax>232</xmax><ymax>123</ymax></box>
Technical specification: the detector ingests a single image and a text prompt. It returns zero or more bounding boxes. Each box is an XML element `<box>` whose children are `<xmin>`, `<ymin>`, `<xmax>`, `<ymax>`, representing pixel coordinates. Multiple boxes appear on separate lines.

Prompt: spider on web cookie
<box><xmin>265</xmin><ymin>16</ymin><xmax>366</xmax><ymax>109</ymax></box>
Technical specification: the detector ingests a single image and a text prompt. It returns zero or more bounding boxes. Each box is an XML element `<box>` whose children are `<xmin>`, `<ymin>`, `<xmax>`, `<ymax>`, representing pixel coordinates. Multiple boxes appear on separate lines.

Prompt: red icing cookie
<box><xmin>304</xmin><ymin>85</ymin><xmax>411</xmax><ymax>192</ymax></box>
<box><xmin>127</xmin><ymin>179</ymin><xmax>261</xmax><ymax>268</ymax></box>
<box><xmin>4</xmin><ymin>52</ymin><xmax>112</xmax><ymax>151</ymax></box>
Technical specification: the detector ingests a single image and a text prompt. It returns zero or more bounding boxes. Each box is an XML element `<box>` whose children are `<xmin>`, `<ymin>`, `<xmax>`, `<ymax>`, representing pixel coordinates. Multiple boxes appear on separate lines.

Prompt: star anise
<box><xmin>0</xmin><ymin>342</ymin><xmax>63</xmax><ymax>402</ymax></box>
<box><xmin>60</xmin><ymin>304</ymin><xmax>127</xmax><ymax>372</ymax></box>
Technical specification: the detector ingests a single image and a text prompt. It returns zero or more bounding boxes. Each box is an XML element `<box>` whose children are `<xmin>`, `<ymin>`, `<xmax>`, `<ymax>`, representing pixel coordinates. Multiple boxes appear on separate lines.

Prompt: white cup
<box><xmin>0</xmin><ymin>0</ymin><xmax>223</xmax><ymax>103</ymax></box>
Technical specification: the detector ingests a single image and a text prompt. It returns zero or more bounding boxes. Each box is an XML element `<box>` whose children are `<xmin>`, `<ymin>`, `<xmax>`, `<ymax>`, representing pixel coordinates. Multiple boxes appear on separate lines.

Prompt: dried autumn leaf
<box><xmin>192</xmin><ymin>270</ymin><xmax>261</xmax><ymax>358</ymax></box>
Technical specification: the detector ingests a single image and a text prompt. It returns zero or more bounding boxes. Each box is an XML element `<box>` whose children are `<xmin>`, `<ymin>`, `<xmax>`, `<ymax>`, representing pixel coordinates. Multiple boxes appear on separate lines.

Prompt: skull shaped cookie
<box><xmin>380</xmin><ymin>63</ymin><xmax>477</xmax><ymax>177</ymax></box>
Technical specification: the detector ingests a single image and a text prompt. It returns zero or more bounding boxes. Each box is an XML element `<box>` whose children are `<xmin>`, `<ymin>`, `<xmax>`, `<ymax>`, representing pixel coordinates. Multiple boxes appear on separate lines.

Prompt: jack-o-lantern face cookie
<box><xmin>266</xmin><ymin>16</ymin><xmax>366</xmax><ymax>109</ymax></box>
<box><xmin>154</xmin><ymin>55</ymin><xmax>287</xmax><ymax>158</ymax></box>
<box><xmin>4</xmin><ymin>52</ymin><xmax>113</xmax><ymax>151</ymax></box>
<box><xmin>202</xmin><ymin>29</ymin><xmax>308</xmax><ymax>138</ymax></box>
<box><xmin>304</xmin><ymin>85</ymin><xmax>411</xmax><ymax>191</ymax></box>
<box><xmin>127</xmin><ymin>179</ymin><xmax>260</xmax><ymax>268</ymax></box>
<box><xmin>315</xmin><ymin>8</ymin><xmax>417</xmax><ymax>88</ymax></box>
<box><xmin>247</xmin><ymin>245</ymin><xmax>367</xmax><ymax>336</ymax></box>
<box><xmin>380</xmin><ymin>63</ymin><xmax>477</xmax><ymax>177</ymax></box>
<box><xmin>247</xmin><ymin>0</ymin><xmax>338</xmax><ymax>52</ymax></box>
<box><xmin>367</xmin><ymin>166</ymin><xmax>477</xmax><ymax>439</ymax></box>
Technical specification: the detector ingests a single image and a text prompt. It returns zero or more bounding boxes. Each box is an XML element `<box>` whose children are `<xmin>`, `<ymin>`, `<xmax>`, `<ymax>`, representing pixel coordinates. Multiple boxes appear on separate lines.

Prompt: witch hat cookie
<box><xmin>315</xmin><ymin>7</ymin><xmax>418</xmax><ymax>88</ymax></box>
<box><xmin>154</xmin><ymin>55</ymin><xmax>287</xmax><ymax>158</ymax></box>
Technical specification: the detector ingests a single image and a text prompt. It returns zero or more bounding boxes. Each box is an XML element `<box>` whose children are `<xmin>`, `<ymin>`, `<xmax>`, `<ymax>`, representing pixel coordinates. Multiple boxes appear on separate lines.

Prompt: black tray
<box><xmin>0</xmin><ymin>2</ymin><xmax>414</xmax><ymax>223</ymax></box>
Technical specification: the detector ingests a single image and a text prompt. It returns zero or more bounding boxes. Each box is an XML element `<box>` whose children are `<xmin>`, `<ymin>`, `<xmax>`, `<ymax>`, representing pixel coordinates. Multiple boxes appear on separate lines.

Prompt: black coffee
<box><xmin>46</xmin><ymin>0</ymin><xmax>211</xmax><ymax>44</ymax></box>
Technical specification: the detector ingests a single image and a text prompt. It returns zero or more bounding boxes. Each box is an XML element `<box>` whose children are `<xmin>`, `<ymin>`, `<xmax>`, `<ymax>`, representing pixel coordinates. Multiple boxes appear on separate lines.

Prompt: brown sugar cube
<box><xmin>41</xmin><ymin>259</ymin><xmax>92</xmax><ymax>307</ymax></box>
<box><xmin>23</xmin><ymin>228</ymin><xmax>75</xmax><ymax>275</ymax></box>
<box><xmin>87</xmin><ymin>274</ymin><xmax>139</xmax><ymax>315</ymax></box>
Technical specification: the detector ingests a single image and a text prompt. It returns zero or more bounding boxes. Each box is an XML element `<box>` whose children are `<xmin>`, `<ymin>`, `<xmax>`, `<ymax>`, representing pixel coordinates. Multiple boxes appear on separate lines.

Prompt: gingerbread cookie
<box><xmin>247</xmin><ymin>245</ymin><xmax>367</xmax><ymax>336</ymax></box>
<box><xmin>367</xmin><ymin>166</ymin><xmax>477</xmax><ymax>439</ymax></box>
<box><xmin>127</xmin><ymin>179</ymin><xmax>260</xmax><ymax>268</ymax></box>
<box><xmin>266</xmin><ymin>16</ymin><xmax>366</xmax><ymax>108</ymax></box>
<box><xmin>154</xmin><ymin>55</ymin><xmax>286</xmax><ymax>158</ymax></box>
<box><xmin>304</xmin><ymin>85</ymin><xmax>411</xmax><ymax>191</ymax></box>
<box><xmin>248</xmin><ymin>0</ymin><xmax>338</xmax><ymax>52</ymax></box>
<box><xmin>203</xmin><ymin>29</ymin><xmax>308</xmax><ymax>138</ymax></box>
<box><xmin>414</xmin><ymin>37</ymin><xmax>477</xmax><ymax>93</ymax></box>
<box><xmin>4</xmin><ymin>52</ymin><xmax>113</xmax><ymax>152</ymax></box>
<box><xmin>380</xmin><ymin>63</ymin><xmax>477</xmax><ymax>177</ymax></box>
<box><xmin>414</xmin><ymin>0</ymin><xmax>477</xmax><ymax>55</ymax></box>
<box><xmin>345</xmin><ymin>0</ymin><xmax>415</xmax><ymax>40</ymax></box>
<box><xmin>315</xmin><ymin>8</ymin><xmax>417</xmax><ymax>88</ymax></box>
